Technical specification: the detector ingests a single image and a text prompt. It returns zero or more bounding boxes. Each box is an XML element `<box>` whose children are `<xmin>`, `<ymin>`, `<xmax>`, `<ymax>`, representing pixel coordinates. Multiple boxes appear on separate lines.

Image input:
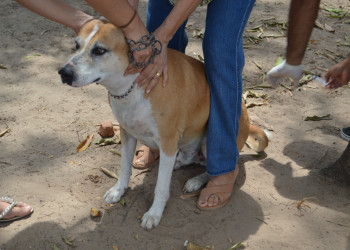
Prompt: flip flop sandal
<box><xmin>0</xmin><ymin>197</ymin><xmax>33</xmax><ymax>222</ymax></box>
<box><xmin>132</xmin><ymin>145</ymin><xmax>160</xmax><ymax>170</ymax></box>
<box><xmin>196</xmin><ymin>182</ymin><xmax>234</xmax><ymax>211</ymax></box>
<box><xmin>340</xmin><ymin>127</ymin><xmax>350</xmax><ymax>141</ymax></box>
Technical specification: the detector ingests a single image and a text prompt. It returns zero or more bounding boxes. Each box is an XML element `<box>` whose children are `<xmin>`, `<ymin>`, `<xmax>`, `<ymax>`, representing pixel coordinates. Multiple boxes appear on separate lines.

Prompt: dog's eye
<box><xmin>75</xmin><ymin>42</ymin><xmax>80</xmax><ymax>51</ymax></box>
<box><xmin>92</xmin><ymin>47</ymin><xmax>107</xmax><ymax>56</ymax></box>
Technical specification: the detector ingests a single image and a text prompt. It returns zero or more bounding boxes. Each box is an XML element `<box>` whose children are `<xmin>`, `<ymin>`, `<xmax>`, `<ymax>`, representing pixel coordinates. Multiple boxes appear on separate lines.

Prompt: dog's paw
<box><xmin>103</xmin><ymin>187</ymin><xmax>125</xmax><ymax>204</ymax></box>
<box><xmin>141</xmin><ymin>211</ymin><xmax>162</xmax><ymax>230</ymax></box>
<box><xmin>183</xmin><ymin>172</ymin><xmax>209</xmax><ymax>193</ymax></box>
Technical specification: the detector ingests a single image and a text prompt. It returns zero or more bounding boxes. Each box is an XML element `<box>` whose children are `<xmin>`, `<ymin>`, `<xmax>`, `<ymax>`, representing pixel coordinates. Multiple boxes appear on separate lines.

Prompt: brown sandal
<box><xmin>197</xmin><ymin>168</ymin><xmax>238</xmax><ymax>211</ymax></box>
<box><xmin>132</xmin><ymin>145</ymin><xmax>160</xmax><ymax>170</ymax></box>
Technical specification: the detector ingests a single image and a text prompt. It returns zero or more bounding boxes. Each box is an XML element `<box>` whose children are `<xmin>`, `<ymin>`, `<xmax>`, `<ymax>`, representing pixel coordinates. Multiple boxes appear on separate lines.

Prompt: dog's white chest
<box><xmin>109</xmin><ymin>93</ymin><xmax>159</xmax><ymax>149</ymax></box>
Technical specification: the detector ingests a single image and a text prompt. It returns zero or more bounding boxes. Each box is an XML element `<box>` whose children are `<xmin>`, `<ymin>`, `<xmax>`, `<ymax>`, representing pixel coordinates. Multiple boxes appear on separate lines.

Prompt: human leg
<box><xmin>198</xmin><ymin>0</ymin><xmax>256</xmax><ymax>209</ymax></box>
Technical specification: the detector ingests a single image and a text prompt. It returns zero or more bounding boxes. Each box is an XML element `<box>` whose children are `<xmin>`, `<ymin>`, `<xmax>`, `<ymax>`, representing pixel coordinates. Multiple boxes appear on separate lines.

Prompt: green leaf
<box><xmin>96</xmin><ymin>138</ymin><xmax>118</xmax><ymax>146</ymax></box>
<box><xmin>24</xmin><ymin>54</ymin><xmax>41</xmax><ymax>60</ymax></box>
<box><xmin>227</xmin><ymin>242</ymin><xmax>244</xmax><ymax>250</ymax></box>
<box><xmin>52</xmin><ymin>244</ymin><xmax>60</xmax><ymax>250</ymax></box>
<box><xmin>119</xmin><ymin>197</ymin><xmax>126</xmax><ymax>206</ymax></box>
<box><xmin>274</xmin><ymin>56</ymin><xmax>284</xmax><ymax>66</ymax></box>
<box><xmin>324</xmin><ymin>8</ymin><xmax>344</xmax><ymax>14</ymax></box>
<box><xmin>304</xmin><ymin>114</ymin><xmax>332</xmax><ymax>121</ymax></box>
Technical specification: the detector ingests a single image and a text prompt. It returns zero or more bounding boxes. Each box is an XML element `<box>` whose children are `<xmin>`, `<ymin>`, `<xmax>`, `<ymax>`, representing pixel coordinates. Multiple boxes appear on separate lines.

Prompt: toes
<box><xmin>141</xmin><ymin>212</ymin><xmax>161</xmax><ymax>229</ymax></box>
<box><xmin>207</xmin><ymin>194</ymin><xmax>219</xmax><ymax>207</ymax></box>
<box><xmin>2</xmin><ymin>202</ymin><xmax>33</xmax><ymax>219</ymax></box>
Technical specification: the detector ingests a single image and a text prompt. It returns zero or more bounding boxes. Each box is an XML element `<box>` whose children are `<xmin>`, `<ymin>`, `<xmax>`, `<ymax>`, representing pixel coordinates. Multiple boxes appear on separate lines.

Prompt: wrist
<box><xmin>121</xmin><ymin>15</ymin><xmax>148</xmax><ymax>41</ymax></box>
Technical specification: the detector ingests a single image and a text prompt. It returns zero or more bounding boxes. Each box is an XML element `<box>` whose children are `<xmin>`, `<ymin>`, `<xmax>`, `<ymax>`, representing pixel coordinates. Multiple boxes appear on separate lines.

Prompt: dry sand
<box><xmin>1</xmin><ymin>0</ymin><xmax>350</xmax><ymax>249</ymax></box>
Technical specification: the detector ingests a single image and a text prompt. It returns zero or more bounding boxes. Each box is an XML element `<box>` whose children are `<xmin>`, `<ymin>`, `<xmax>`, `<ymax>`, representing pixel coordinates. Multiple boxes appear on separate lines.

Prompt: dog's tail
<box><xmin>246</xmin><ymin>124</ymin><xmax>269</xmax><ymax>152</ymax></box>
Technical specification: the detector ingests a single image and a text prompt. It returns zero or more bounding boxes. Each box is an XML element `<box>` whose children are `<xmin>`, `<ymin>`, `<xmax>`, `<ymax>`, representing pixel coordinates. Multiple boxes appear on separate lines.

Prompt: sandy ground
<box><xmin>1</xmin><ymin>0</ymin><xmax>350</xmax><ymax>249</ymax></box>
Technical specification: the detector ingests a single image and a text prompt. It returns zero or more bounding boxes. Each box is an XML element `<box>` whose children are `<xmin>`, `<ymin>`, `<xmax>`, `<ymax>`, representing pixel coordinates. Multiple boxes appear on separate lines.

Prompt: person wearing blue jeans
<box><xmin>134</xmin><ymin>0</ymin><xmax>255</xmax><ymax>210</ymax></box>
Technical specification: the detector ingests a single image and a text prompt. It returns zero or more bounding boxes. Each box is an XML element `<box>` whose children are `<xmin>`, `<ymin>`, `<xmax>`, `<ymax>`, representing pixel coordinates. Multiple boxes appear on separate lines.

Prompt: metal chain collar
<box><xmin>109</xmin><ymin>82</ymin><xmax>135</xmax><ymax>100</ymax></box>
<box><xmin>126</xmin><ymin>33</ymin><xmax>162</xmax><ymax>69</ymax></box>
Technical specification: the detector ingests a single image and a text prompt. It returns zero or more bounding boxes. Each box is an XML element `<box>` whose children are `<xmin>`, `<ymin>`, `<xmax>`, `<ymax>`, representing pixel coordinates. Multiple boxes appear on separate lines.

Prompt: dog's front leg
<box><xmin>141</xmin><ymin>151</ymin><xmax>177</xmax><ymax>229</ymax></box>
<box><xmin>104</xmin><ymin>128</ymin><xmax>136</xmax><ymax>204</ymax></box>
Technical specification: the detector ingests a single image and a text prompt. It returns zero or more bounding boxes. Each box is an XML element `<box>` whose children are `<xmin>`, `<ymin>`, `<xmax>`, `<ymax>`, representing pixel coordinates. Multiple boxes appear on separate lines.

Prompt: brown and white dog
<box><xmin>58</xmin><ymin>20</ymin><xmax>268</xmax><ymax>229</ymax></box>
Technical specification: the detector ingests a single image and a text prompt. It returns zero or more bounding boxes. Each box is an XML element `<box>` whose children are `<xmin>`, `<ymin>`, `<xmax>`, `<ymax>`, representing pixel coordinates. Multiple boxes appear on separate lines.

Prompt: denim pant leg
<box><xmin>146</xmin><ymin>0</ymin><xmax>188</xmax><ymax>52</ymax></box>
<box><xmin>203</xmin><ymin>0</ymin><xmax>255</xmax><ymax>176</ymax></box>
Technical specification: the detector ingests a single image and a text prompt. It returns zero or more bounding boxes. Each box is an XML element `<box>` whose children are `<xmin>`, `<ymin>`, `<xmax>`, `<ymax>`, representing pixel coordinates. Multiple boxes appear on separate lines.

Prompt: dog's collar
<box><xmin>108</xmin><ymin>82</ymin><xmax>135</xmax><ymax>100</ymax></box>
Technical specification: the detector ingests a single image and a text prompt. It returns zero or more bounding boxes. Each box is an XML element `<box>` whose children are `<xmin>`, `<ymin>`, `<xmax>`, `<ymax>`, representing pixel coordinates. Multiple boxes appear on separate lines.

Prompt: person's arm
<box><xmin>133</xmin><ymin>0</ymin><xmax>202</xmax><ymax>92</ymax></box>
<box><xmin>15</xmin><ymin>0</ymin><xmax>93</xmax><ymax>34</ymax></box>
<box><xmin>266</xmin><ymin>0</ymin><xmax>320</xmax><ymax>88</ymax></box>
<box><xmin>325</xmin><ymin>55</ymin><xmax>350</xmax><ymax>89</ymax></box>
<box><xmin>286</xmin><ymin>0</ymin><xmax>321</xmax><ymax>65</ymax></box>
<box><xmin>85</xmin><ymin>0</ymin><xmax>148</xmax><ymax>42</ymax></box>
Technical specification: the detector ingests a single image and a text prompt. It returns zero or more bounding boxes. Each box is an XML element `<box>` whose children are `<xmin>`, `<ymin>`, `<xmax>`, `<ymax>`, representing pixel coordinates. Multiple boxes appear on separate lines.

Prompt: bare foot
<box><xmin>0</xmin><ymin>201</ymin><xmax>33</xmax><ymax>221</ymax></box>
<box><xmin>197</xmin><ymin>166</ymin><xmax>239</xmax><ymax>210</ymax></box>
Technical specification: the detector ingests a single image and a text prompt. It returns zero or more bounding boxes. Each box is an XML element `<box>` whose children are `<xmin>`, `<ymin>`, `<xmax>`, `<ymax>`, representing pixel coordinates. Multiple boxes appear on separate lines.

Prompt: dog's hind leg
<box><xmin>183</xmin><ymin>137</ymin><xmax>209</xmax><ymax>192</ymax></box>
<box><xmin>104</xmin><ymin>128</ymin><xmax>137</xmax><ymax>204</ymax></box>
<box><xmin>141</xmin><ymin>150</ymin><xmax>177</xmax><ymax>229</ymax></box>
<box><xmin>174</xmin><ymin>137</ymin><xmax>206</xmax><ymax>169</ymax></box>
<box><xmin>183</xmin><ymin>172</ymin><xmax>210</xmax><ymax>193</ymax></box>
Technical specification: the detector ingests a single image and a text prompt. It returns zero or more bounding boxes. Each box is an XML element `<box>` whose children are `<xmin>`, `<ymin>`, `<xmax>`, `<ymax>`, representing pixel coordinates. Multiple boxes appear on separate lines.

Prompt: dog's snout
<box><xmin>58</xmin><ymin>64</ymin><xmax>75</xmax><ymax>86</ymax></box>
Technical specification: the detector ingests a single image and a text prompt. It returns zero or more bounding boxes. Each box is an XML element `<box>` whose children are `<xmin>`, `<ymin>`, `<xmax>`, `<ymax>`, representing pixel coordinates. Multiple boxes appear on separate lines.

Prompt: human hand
<box><xmin>135</xmin><ymin>30</ymin><xmax>168</xmax><ymax>94</ymax></box>
<box><xmin>325</xmin><ymin>57</ymin><xmax>350</xmax><ymax>89</ymax></box>
<box><xmin>266</xmin><ymin>60</ymin><xmax>303</xmax><ymax>88</ymax></box>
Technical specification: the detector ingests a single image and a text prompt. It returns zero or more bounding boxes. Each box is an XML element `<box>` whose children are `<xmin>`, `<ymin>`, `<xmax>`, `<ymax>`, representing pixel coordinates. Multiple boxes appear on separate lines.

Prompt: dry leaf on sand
<box><xmin>77</xmin><ymin>134</ymin><xmax>94</xmax><ymax>152</ymax></box>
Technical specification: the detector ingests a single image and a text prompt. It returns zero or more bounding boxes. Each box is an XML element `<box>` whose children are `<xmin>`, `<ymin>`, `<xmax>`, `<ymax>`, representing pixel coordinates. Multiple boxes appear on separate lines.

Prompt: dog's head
<box><xmin>58</xmin><ymin>19</ymin><xmax>129</xmax><ymax>87</ymax></box>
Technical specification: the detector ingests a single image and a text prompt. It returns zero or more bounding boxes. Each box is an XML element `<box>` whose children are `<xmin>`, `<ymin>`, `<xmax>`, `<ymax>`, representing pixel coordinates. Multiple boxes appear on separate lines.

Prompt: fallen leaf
<box><xmin>304</xmin><ymin>114</ymin><xmax>332</xmax><ymax>121</ymax></box>
<box><xmin>246</xmin><ymin>90</ymin><xmax>268</xmax><ymax>99</ymax></box>
<box><xmin>115</xmin><ymin>129</ymin><xmax>121</xmax><ymax>143</ymax></box>
<box><xmin>296</xmin><ymin>197</ymin><xmax>317</xmax><ymax>210</ymax></box>
<box><xmin>59</xmin><ymin>231</ymin><xmax>75</xmax><ymax>247</ymax></box>
<box><xmin>113</xmin><ymin>245</ymin><xmax>119</xmax><ymax>250</ymax></box>
<box><xmin>228</xmin><ymin>242</ymin><xmax>245</xmax><ymax>250</ymax></box>
<box><xmin>109</xmin><ymin>149</ymin><xmax>122</xmax><ymax>156</ymax></box>
<box><xmin>324</xmin><ymin>23</ymin><xmax>335</xmax><ymax>32</ymax></box>
<box><xmin>0</xmin><ymin>63</ymin><xmax>7</xmax><ymax>69</ymax></box>
<box><xmin>90</xmin><ymin>208</ymin><xmax>103</xmax><ymax>217</ymax></box>
<box><xmin>77</xmin><ymin>134</ymin><xmax>94</xmax><ymax>152</ymax></box>
<box><xmin>246</xmin><ymin>102</ymin><xmax>265</xmax><ymax>108</ymax></box>
<box><xmin>185</xmin><ymin>242</ymin><xmax>210</xmax><ymax>250</ymax></box>
<box><xmin>274</xmin><ymin>56</ymin><xmax>284</xmax><ymax>66</ymax></box>
<box><xmin>253</xmin><ymin>60</ymin><xmax>262</xmax><ymax>70</ymax></box>
<box><xmin>245</xmin><ymin>83</ymin><xmax>274</xmax><ymax>90</ymax></box>
<box><xmin>0</xmin><ymin>127</ymin><xmax>10</xmax><ymax>137</ymax></box>
<box><xmin>24</xmin><ymin>54</ymin><xmax>41</xmax><ymax>60</ymax></box>
<box><xmin>96</xmin><ymin>138</ymin><xmax>118</xmax><ymax>146</ymax></box>
<box><xmin>100</xmin><ymin>167</ymin><xmax>119</xmax><ymax>179</ymax></box>
<box><xmin>314</xmin><ymin>20</ymin><xmax>324</xmax><ymax>30</ymax></box>
<box><xmin>52</xmin><ymin>244</ymin><xmax>60</xmax><ymax>250</ymax></box>
<box><xmin>119</xmin><ymin>197</ymin><xmax>126</xmax><ymax>206</ymax></box>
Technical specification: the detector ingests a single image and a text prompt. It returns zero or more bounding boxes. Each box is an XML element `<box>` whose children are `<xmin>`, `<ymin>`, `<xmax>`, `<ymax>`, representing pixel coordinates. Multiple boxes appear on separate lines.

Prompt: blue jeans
<box><xmin>147</xmin><ymin>0</ymin><xmax>256</xmax><ymax>176</ymax></box>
